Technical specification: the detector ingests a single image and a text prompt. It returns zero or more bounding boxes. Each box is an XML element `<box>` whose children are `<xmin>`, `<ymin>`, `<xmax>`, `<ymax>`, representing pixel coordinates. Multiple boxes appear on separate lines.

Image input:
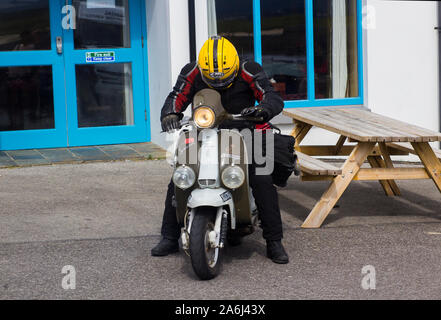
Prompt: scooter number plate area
<box><xmin>220</xmin><ymin>191</ymin><xmax>232</xmax><ymax>202</ymax></box>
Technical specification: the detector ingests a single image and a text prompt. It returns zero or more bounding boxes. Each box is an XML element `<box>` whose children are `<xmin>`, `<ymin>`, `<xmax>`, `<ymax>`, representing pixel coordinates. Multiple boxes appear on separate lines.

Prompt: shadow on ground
<box><xmin>278</xmin><ymin>177</ymin><xmax>441</xmax><ymax>227</ymax></box>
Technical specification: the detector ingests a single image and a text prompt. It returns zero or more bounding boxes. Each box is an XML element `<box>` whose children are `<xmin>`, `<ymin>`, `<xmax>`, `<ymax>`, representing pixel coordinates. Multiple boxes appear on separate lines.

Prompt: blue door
<box><xmin>0</xmin><ymin>0</ymin><xmax>149</xmax><ymax>150</ymax></box>
<box><xmin>0</xmin><ymin>0</ymin><xmax>67</xmax><ymax>150</ymax></box>
<box><xmin>63</xmin><ymin>0</ymin><xmax>148</xmax><ymax>147</ymax></box>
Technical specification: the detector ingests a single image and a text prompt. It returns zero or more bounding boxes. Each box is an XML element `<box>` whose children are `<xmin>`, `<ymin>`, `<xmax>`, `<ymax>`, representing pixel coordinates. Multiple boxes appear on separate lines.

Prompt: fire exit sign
<box><xmin>86</xmin><ymin>51</ymin><xmax>115</xmax><ymax>63</ymax></box>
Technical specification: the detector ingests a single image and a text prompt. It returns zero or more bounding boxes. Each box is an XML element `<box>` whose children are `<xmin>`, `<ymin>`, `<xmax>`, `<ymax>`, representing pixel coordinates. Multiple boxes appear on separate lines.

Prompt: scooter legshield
<box><xmin>174</xmin><ymin>129</ymin><xmax>199</xmax><ymax>224</ymax></box>
<box><xmin>173</xmin><ymin>128</ymin><xmax>253</xmax><ymax>227</ymax></box>
<box><xmin>218</xmin><ymin>129</ymin><xmax>253</xmax><ymax>226</ymax></box>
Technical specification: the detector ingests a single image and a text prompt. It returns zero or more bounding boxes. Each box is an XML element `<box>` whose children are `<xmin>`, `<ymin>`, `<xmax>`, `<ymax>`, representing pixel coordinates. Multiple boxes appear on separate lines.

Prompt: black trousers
<box><xmin>160</xmin><ymin>165</ymin><xmax>283</xmax><ymax>241</ymax></box>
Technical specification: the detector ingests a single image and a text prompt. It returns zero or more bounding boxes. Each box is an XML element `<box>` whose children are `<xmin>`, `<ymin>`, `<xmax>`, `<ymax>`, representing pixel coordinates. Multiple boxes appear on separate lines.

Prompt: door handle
<box><xmin>56</xmin><ymin>36</ymin><xmax>63</xmax><ymax>54</ymax></box>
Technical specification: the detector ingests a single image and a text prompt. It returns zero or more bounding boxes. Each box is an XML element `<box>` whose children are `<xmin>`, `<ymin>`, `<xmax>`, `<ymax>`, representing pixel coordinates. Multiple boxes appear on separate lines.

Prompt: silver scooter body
<box><xmin>171</xmin><ymin>89</ymin><xmax>260</xmax><ymax>279</ymax></box>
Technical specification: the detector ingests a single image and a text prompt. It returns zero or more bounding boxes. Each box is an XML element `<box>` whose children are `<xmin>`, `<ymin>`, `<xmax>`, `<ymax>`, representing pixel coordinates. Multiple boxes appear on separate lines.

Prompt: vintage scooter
<box><xmin>171</xmin><ymin>89</ymin><xmax>265</xmax><ymax>280</ymax></box>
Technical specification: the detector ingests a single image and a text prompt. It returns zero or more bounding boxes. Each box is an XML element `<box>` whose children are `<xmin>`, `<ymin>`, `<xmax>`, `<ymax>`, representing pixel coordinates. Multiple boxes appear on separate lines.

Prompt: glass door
<box><xmin>63</xmin><ymin>0</ymin><xmax>148</xmax><ymax>147</ymax></box>
<box><xmin>0</xmin><ymin>0</ymin><xmax>67</xmax><ymax>150</ymax></box>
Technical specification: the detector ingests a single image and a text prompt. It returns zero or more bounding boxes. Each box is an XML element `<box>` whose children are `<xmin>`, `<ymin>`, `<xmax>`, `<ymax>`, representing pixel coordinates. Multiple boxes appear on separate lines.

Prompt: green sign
<box><xmin>86</xmin><ymin>51</ymin><xmax>115</xmax><ymax>63</ymax></box>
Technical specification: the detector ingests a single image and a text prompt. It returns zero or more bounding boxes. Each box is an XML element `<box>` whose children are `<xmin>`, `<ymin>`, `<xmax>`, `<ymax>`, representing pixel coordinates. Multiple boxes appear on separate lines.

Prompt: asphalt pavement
<box><xmin>1</xmin><ymin>160</ymin><xmax>441</xmax><ymax>299</ymax></box>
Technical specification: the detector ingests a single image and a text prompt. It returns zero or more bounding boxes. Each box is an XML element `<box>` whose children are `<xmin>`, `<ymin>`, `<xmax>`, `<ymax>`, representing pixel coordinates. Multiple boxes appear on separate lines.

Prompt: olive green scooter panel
<box><xmin>192</xmin><ymin>89</ymin><xmax>227</xmax><ymax>126</ymax></box>
<box><xmin>219</xmin><ymin>129</ymin><xmax>252</xmax><ymax>226</ymax></box>
<box><xmin>174</xmin><ymin>130</ymin><xmax>200</xmax><ymax>225</ymax></box>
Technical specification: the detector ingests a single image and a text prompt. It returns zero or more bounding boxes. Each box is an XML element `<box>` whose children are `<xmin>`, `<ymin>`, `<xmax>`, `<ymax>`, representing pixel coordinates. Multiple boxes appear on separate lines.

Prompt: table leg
<box><xmin>367</xmin><ymin>156</ymin><xmax>395</xmax><ymax>196</ymax></box>
<box><xmin>378</xmin><ymin>142</ymin><xmax>401</xmax><ymax>196</ymax></box>
<box><xmin>411</xmin><ymin>142</ymin><xmax>441</xmax><ymax>193</ymax></box>
<box><xmin>301</xmin><ymin>142</ymin><xmax>376</xmax><ymax>228</ymax></box>
<box><xmin>290</xmin><ymin>120</ymin><xmax>312</xmax><ymax>148</ymax></box>
<box><xmin>366</xmin><ymin>143</ymin><xmax>401</xmax><ymax>197</ymax></box>
<box><xmin>335</xmin><ymin>135</ymin><xmax>347</xmax><ymax>155</ymax></box>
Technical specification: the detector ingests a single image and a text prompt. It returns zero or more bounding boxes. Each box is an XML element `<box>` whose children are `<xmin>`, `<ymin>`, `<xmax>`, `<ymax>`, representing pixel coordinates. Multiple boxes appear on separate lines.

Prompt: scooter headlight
<box><xmin>221</xmin><ymin>166</ymin><xmax>245</xmax><ymax>189</ymax></box>
<box><xmin>193</xmin><ymin>106</ymin><xmax>215</xmax><ymax>129</ymax></box>
<box><xmin>173</xmin><ymin>165</ymin><xmax>196</xmax><ymax>189</ymax></box>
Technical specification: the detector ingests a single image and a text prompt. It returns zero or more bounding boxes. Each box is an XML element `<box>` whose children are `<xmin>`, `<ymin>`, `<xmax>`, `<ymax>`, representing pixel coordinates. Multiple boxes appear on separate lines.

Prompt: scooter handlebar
<box><xmin>227</xmin><ymin>114</ymin><xmax>264</xmax><ymax>123</ymax></box>
<box><xmin>160</xmin><ymin>114</ymin><xmax>264</xmax><ymax>133</ymax></box>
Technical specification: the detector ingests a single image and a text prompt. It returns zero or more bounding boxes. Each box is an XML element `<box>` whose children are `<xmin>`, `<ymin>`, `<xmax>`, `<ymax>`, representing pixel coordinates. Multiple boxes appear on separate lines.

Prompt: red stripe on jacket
<box><xmin>240</xmin><ymin>69</ymin><xmax>264</xmax><ymax>102</ymax></box>
<box><xmin>174</xmin><ymin>67</ymin><xmax>200</xmax><ymax>113</ymax></box>
<box><xmin>255</xmin><ymin>123</ymin><xmax>271</xmax><ymax>132</ymax></box>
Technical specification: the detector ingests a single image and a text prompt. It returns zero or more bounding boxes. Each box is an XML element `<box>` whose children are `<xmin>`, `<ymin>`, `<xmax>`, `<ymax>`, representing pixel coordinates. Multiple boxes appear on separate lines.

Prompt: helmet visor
<box><xmin>202</xmin><ymin>70</ymin><xmax>237</xmax><ymax>89</ymax></box>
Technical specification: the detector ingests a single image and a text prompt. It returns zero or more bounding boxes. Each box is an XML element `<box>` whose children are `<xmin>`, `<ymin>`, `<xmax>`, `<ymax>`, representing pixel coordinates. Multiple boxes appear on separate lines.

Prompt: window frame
<box><xmin>252</xmin><ymin>0</ymin><xmax>364</xmax><ymax>108</ymax></box>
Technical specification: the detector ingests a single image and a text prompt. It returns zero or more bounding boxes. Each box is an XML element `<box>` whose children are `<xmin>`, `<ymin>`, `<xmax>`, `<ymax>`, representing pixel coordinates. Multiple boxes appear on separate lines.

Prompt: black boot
<box><xmin>266</xmin><ymin>240</ymin><xmax>289</xmax><ymax>264</ymax></box>
<box><xmin>151</xmin><ymin>238</ymin><xmax>179</xmax><ymax>256</ymax></box>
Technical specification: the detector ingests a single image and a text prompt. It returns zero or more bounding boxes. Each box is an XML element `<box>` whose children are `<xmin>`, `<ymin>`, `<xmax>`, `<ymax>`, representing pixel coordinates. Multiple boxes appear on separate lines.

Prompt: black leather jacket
<box><xmin>160</xmin><ymin>60</ymin><xmax>284</xmax><ymax>125</ymax></box>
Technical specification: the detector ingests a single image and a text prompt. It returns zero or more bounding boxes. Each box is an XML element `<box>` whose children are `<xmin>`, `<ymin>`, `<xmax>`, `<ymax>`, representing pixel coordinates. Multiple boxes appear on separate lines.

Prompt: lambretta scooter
<box><xmin>170</xmin><ymin>89</ymin><xmax>264</xmax><ymax>280</ymax></box>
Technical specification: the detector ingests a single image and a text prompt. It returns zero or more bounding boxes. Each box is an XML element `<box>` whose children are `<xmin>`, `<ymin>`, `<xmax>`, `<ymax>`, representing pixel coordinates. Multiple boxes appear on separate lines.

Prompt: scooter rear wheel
<box><xmin>189</xmin><ymin>207</ymin><xmax>221</xmax><ymax>280</ymax></box>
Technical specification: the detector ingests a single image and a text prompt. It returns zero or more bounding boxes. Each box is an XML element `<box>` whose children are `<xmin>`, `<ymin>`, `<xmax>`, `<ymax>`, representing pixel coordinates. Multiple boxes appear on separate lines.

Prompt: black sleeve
<box><xmin>241</xmin><ymin>61</ymin><xmax>284</xmax><ymax>120</ymax></box>
<box><xmin>160</xmin><ymin>62</ymin><xmax>200</xmax><ymax>121</ymax></box>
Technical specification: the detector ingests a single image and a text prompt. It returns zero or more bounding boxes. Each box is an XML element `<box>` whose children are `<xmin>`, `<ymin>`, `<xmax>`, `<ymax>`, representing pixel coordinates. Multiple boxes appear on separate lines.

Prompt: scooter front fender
<box><xmin>187</xmin><ymin>188</ymin><xmax>236</xmax><ymax>229</ymax></box>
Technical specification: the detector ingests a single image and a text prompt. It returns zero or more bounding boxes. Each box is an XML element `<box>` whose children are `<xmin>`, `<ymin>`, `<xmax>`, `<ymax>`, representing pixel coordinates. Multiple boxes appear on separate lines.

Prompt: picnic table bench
<box><xmin>283</xmin><ymin>106</ymin><xmax>441</xmax><ymax>228</ymax></box>
<box><xmin>296</xmin><ymin>151</ymin><xmax>342</xmax><ymax>176</ymax></box>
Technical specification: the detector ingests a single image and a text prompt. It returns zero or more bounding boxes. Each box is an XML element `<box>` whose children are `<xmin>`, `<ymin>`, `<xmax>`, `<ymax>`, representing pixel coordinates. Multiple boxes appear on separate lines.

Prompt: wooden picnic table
<box><xmin>282</xmin><ymin>106</ymin><xmax>441</xmax><ymax>228</ymax></box>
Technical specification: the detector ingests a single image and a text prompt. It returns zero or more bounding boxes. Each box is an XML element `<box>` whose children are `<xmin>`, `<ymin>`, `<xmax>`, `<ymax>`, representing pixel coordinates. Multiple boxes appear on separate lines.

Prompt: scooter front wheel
<box><xmin>189</xmin><ymin>207</ymin><xmax>221</xmax><ymax>280</ymax></box>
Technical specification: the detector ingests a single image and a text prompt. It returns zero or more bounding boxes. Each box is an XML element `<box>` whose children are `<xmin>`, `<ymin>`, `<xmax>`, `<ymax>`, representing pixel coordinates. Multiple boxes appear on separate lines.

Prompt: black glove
<box><xmin>161</xmin><ymin>114</ymin><xmax>180</xmax><ymax>132</ymax></box>
<box><xmin>240</xmin><ymin>106</ymin><xmax>270</xmax><ymax>122</ymax></box>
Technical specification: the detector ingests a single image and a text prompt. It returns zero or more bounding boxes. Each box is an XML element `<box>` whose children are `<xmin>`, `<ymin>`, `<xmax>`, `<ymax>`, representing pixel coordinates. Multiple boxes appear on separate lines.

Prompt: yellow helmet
<box><xmin>197</xmin><ymin>36</ymin><xmax>239</xmax><ymax>89</ymax></box>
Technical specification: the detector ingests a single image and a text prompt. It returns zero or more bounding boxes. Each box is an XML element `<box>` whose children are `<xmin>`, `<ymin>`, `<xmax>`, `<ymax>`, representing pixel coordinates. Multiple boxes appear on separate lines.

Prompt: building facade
<box><xmin>0</xmin><ymin>0</ymin><xmax>439</xmax><ymax>152</ymax></box>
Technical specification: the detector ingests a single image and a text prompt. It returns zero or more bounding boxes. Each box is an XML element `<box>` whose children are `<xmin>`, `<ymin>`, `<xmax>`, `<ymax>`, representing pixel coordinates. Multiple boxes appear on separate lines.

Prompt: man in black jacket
<box><xmin>151</xmin><ymin>36</ymin><xmax>289</xmax><ymax>264</ymax></box>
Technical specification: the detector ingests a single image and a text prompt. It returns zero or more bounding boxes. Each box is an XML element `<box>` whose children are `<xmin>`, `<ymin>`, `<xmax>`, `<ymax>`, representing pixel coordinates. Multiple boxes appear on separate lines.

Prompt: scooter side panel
<box><xmin>174</xmin><ymin>129</ymin><xmax>200</xmax><ymax>224</ymax></box>
<box><xmin>218</xmin><ymin>130</ymin><xmax>252</xmax><ymax>226</ymax></box>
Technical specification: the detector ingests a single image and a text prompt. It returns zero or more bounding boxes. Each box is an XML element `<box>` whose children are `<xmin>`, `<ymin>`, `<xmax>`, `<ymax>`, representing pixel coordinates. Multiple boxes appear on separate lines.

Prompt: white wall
<box><xmin>146</xmin><ymin>0</ymin><xmax>190</xmax><ymax>148</ymax></box>
<box><xmin>366</xmin><ymin>0</ymin><xmax>439</xmax><ymax>143</ymax></box>
<box><xmin>146</xmin><ymin>0</ymin><xmax>172</xmax><ymax>148</ymax></box>
<box><xmin>169</xmin><ymin>0</ymin><xmax>190</xmax><ymax>85</ymax></box>
<box><xmin>194</xmin><ymin>0</ymin><xmax>209</xmax><ymax>56</ymax></box>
